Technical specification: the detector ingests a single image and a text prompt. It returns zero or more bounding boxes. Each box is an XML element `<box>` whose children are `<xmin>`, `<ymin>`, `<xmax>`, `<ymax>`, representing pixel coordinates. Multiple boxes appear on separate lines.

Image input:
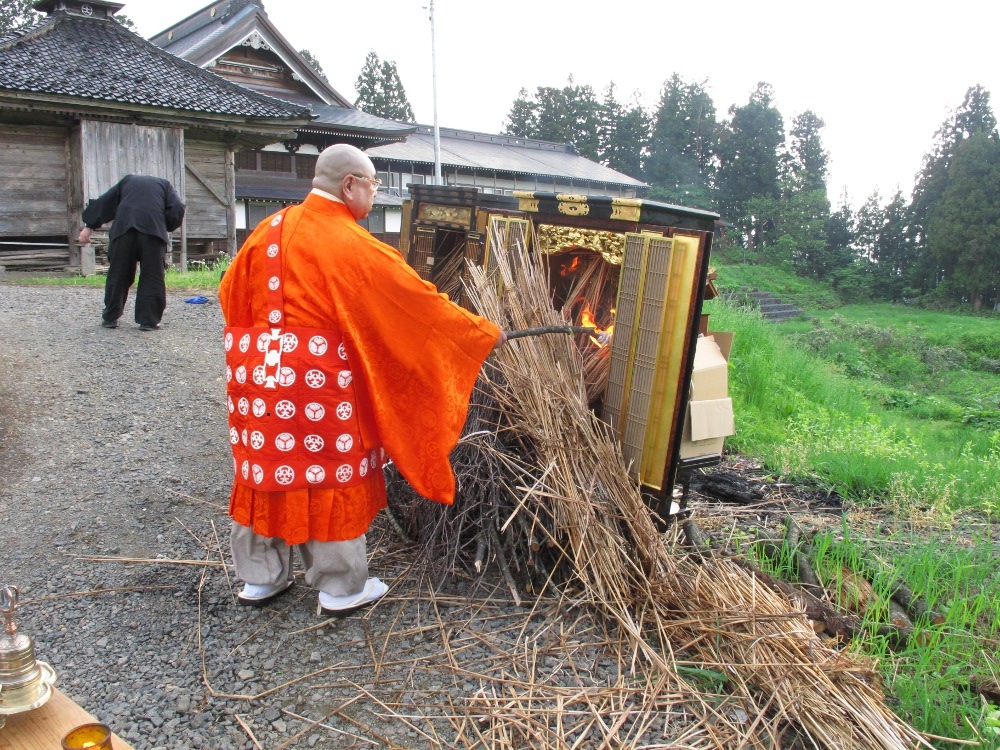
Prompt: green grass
<box><xmin>706</xmin><ymin>299</ymin><xmax>1000</xmax><ymax>514</ymax></box>
<box><xmin>4</xmin><ymin>258</ymin><xmax>228</xmax><ymax>290</ymax></box>
<box><xmin>744</xmin><ymin>522</ymin><xmax>1000</xmax><ymax>744</ymax></box>
<box><xmin>827</xmin><ymin>526</ymin><xmax>999</xmax><ymax>743</ymax></box>
<box><xmin>707</xmin><ymin>262</ymin><xmax>1000</xmax><ymax>745</ymax></box>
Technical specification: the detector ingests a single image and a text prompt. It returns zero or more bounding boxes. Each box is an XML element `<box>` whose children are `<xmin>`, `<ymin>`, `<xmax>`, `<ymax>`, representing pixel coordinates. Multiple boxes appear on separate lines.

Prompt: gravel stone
<box><xmin>0</xmin><ymin>282</ymin><xmax>683</xmax><ymax>748</ymax></box>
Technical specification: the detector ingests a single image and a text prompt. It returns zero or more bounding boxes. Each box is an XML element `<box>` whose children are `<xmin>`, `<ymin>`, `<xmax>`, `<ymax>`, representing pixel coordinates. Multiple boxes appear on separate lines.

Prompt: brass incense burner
<box><xmin>0</xmin><ymin>584</ymin><xmax>57</xmax><ymax>728</ymax></box>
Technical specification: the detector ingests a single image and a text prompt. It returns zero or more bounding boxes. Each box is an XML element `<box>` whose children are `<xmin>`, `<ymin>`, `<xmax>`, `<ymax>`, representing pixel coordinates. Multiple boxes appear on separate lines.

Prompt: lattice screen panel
<box><xmin>459</xmin><ymin>231</ymin><xmax>486</xmax><ymax>307</ymax></box>
<box><xmin>603</xmin><ymin>233</ymin><xmax>646</xmax><ymax>437</ymax></box>
<box><xmin>639</xmin><ymin>234</ymin><xmax>703</xmax><ymax>488</ymax></box>
<box><xmin>620</xmin><ymin>237</ymin><xmax>672</xmax><ymax>477</ymax></box>
<box><xmin>410</xmin><ymin>227</ymin><xmax>436</xmax><ymax>281</ymax></box>
<box><xmin>604</xmin><ymin>234</ymin><xmax>674</xmax><ymax>475</ymax></box>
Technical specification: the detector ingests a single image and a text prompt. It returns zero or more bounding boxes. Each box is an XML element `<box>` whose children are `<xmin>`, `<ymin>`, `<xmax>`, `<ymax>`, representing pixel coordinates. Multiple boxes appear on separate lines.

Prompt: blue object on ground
<box><xmin>184</xmin><ymin>296</ymin><xmax>210</xmax><ymax>304</ymax></box>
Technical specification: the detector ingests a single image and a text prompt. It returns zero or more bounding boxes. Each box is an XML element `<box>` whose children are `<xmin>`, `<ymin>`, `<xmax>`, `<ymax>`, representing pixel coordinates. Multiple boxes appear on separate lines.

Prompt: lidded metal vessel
<box><xmin>0</xmin><ymin>584</ymin><xmax>57</xmax><ymax>728</ymax></box>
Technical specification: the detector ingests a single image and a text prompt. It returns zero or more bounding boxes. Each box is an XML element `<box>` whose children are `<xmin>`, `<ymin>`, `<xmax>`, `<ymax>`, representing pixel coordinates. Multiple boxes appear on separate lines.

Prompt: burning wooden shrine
<box><xmin>400</xmin><ymin>184</ymin><xmax>730</xmax><ymax>519</ymax></box>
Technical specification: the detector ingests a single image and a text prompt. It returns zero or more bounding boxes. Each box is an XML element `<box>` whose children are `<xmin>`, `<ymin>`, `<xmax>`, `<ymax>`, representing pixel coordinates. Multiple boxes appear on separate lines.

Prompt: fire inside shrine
<box><xmin>399</xmin><ymin>185</ymin><xmax>732</xmax><ymax>518</ymax></box>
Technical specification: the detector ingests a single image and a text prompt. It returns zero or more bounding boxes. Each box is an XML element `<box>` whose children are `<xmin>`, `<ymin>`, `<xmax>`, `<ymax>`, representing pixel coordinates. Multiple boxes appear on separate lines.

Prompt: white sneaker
<box><xmin>237</xmin><ymin>579</ymin><xmax>294</xmax><ymax>607</ymax></box>
<box><xmin>318</xmin><ymin>578</ymin><xmax>388</xmax><ymax>617</ymax></box>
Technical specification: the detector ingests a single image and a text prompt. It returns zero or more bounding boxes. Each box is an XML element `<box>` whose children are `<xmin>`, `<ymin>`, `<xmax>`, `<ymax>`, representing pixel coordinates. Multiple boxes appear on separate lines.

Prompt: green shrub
<box><xmin>828</xmin><ymin>265</ymin><xmax>875</xmax><ymax>304</ymax></box>
<box><xmin>922</xmin><ymin>345</ymin><xmax>969</xmax><ymax>374</ymax></box>
<box><xmin>978</xmin><ymin>356</ymin><xmax>1000</xmax><ymax>374</ymax></box>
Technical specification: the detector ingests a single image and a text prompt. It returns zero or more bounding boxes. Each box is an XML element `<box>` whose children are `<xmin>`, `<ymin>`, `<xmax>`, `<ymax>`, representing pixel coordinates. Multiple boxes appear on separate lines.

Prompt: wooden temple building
<box><xmin>151</xmin><ymin>0</ymin><xmax>646</xmax><ymax>249</ymax></box>
<box><xmin>149</xmin><ymin>0</ymin><xmax>417</xmax><ymax>247</ymax></box>
<box><xmin>0</xmin><ymin>0</ymin><xmax>647</xmax><ymax>270</ymax></box>
<box><xmin>0</xmin><ymin>0</ymin><xmax>312</xmax><ymax>271</ymax></box>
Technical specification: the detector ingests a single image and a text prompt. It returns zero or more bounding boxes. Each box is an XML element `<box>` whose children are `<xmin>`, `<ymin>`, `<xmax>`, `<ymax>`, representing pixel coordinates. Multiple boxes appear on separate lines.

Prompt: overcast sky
<box><xmin>126</xmin><ymin>0</ymin><xmax>1000</xmax><ymax>209</ymax></box>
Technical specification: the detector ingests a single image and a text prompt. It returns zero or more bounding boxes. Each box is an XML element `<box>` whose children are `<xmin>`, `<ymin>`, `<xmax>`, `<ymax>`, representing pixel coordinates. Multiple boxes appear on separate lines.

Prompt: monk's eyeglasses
<box><xmin>352</xmin><ymin>174</ymin><xmax>382</xmax><ymax>188</ymax></box>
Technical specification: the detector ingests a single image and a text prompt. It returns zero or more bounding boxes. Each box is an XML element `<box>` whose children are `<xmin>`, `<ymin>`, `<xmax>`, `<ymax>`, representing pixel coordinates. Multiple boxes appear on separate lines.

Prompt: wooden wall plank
<box><xmin>184</xmin><ymin>138</ymin><xmax>227</xmax><ymax>240</ymax></box>
<box><xmin>0</xmin><ymin>124</ymin><xmax>68</xmax><ymax>236</ymax></box>
<box><xmin>79</xmin><ymin>122</ymin><xmax>183</xmax><ymax>202</ymax></box>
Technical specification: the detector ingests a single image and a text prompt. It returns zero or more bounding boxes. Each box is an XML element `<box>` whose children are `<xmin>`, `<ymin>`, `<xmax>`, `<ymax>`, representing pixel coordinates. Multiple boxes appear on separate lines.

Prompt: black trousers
<box><xmin>102</xmin><ymin>229</ymin><xmax>166</xmax><ymax>327</ymax></box>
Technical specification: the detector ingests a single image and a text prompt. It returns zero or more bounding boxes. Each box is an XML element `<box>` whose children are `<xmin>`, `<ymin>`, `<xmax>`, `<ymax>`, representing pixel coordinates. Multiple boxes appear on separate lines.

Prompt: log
<box><xmin>745</xmin><ymin>535</ymin><xmax>783</xmax><ymax>563</ymax></box>
<box><xmin>889</xmin><ymin>579</ymin><xmax>946</xmax><ymax>626</ymax></box>
<box><xmin>684</xmin><ymin>519</ymin><xmax>910</xmax><ymax>649</ymax></box>
<box><xmin>687</xmin><ymin>470</ymin><xmax>765</xmax><ymax>505</ymax></box>
<box><xmin>888</xmin><ymin>598</ymin><xmax>913</xmax><ymax>630</ymax></box>
<box><xmin>505</xmin><ymin>325</ymin><xmax>600</xmax><ymax>341</ymax></box>
<box><xmin>852</xmin><ymin>548</ymin><xmax>946</xmax><ymax>626</ymax></box>
<box><xmin>970</xmin><ymin>675</ymin><xmax>1000</xmax><ymax>704</ymax></box>
<box><xmin>733</xmin><ymin>560</ymin><xmax>909</xmax><ymax>650</ymax></box>
<box><xmin>473</xmin><ymin>533</ymin><xmax>487</xmax><ymax>574</ymax></box>
<box><xmin>681</xmin><ymin>518</ymin><xmax>711</xmax><ymax>556</ymax></box>
<box><xmin>786</xmin><ymin>518</ymin><xmax>824</xmax><ymax>594</ymax></box>
<box><xmin>835</xmin><ymin>567</ymin><xmax>875</xmax><ymax>616</ymax></box>
<box><xmin>489</xmin><ymin>525</ymin><xmax>521</xmax><ymax>607</ymax></box>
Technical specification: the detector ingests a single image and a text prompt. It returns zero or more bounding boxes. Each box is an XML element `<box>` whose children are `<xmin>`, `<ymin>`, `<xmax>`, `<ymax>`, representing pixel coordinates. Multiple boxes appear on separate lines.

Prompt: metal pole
<box><xmin>429</xmin><ymin>0</ymin><xmax>442</xmax><ymax>185</ymax></box>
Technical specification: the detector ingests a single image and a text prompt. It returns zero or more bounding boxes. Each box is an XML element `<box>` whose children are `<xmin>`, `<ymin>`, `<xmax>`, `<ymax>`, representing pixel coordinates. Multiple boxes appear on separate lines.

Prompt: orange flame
<box><xmin>559</xmin><ymin>256</ymin><xmax>581</xmax><ymax>277</ymax></box>
<box><xmin>577</xmin><ymin>302</ymin><xmax>615</xmax><ymax>348</ymax></box>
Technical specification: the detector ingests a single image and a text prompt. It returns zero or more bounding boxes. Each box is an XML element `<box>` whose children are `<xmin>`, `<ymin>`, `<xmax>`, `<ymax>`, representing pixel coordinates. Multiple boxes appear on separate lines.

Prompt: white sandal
<box><xmin>237</xmin><ymin>579</ymin><xmax>294</xmax><ymax>607</ymax></box>
<box><xmin>318</xmin><ymin>578</ymin><xmax>388</xmax><ymax>618</ymax></box>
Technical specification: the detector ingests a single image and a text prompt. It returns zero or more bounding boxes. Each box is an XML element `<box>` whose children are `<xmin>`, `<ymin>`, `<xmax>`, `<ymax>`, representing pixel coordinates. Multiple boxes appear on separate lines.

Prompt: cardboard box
<box><xmin>679</xmin><ymin>332</ymin><xmax>735</xmax><ymax>459</ymax></box>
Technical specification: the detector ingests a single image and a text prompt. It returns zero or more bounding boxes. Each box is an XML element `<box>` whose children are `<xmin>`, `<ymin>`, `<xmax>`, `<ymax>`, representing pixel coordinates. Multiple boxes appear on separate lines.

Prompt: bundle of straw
<box><xmin>456</xmin><ymin>219</ymin><xmax>928</xmax><ymax>749</ymax></box>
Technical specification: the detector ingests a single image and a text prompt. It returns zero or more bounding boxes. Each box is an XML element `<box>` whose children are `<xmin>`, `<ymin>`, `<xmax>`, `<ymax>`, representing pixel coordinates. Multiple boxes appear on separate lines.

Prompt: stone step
<box><xmin>763</xmin><ymin>309</ymin><xmax>804</xmax><ymax>322</ymax></box>
<box><xmin>719</xmin><ymin>288</ymin><xmax>803</xmax><ymax>322</ymax></box>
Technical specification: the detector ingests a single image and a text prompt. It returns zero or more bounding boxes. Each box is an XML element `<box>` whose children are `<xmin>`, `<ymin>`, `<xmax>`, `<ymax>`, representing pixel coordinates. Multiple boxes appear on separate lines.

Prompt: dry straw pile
<box><xmin>389</xmin><ymin>221</ymin><xmax>928</xmax><ymax>748</ymax></box>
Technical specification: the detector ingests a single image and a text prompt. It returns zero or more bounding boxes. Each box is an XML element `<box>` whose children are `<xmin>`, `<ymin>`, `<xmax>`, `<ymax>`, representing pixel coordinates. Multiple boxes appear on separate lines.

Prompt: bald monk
<box><xmin>220</xmin><ymin>144</ymin><xmax>505</xmax><ymax>616</ymax></box>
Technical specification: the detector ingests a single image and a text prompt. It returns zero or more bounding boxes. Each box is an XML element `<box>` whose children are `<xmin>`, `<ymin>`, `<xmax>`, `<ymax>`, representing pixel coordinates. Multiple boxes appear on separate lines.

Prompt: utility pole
<box><xmin>429</xmin><ymin>0</ymin><xmax>442</xmax><ymax>185</ymax></box>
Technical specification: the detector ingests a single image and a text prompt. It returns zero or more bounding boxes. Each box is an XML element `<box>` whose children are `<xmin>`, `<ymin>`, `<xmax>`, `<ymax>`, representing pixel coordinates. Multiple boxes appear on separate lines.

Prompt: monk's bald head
<box><xmin>313</xmin><ymin>144</ymin><xmax>374</xmax><ymax>196</ymax></box>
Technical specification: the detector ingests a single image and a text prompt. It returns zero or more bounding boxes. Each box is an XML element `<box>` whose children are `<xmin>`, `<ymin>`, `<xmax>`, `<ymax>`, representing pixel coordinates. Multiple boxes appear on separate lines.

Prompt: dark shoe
<box><xmin>237</xmin><ymin>580</ymin><xmax>294</xmax><ymax>607</ymax></box>
<box><xmin>139</xmin><ymin>323</ymin><xmax>160</xmax><ymax>331</ymax></box>
<box><xmin>101</xmin><ymin>319</ymin><xmax>118</xmax><ymax>329</ymax></box>
<box><xmin>318</xmin><ymin>578</ymin><xmax>388</xmax><ymax>618</ymax></box>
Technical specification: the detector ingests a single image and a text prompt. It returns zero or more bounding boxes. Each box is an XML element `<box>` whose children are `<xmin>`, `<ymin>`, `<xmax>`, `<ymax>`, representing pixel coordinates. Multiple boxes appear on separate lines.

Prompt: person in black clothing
<box><xmin>78</xmin><ymin>175</ymin><xmax>186</xmax><ymax>331</ymax></box>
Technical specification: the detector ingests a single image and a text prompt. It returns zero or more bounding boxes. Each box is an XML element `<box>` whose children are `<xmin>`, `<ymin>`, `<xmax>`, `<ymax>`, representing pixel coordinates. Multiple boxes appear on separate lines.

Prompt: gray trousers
<box><xmin>230</xmin><ymin>522</ymin><xmax>369</xmax><ymax>597</ymax></box>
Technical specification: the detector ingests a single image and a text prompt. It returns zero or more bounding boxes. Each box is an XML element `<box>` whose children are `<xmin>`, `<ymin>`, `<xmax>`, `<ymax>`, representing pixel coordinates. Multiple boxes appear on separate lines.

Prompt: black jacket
<box><xmin>82</xmin><ymin>175</ymin><xmax>186</xmax><ymax>243</ymax></box>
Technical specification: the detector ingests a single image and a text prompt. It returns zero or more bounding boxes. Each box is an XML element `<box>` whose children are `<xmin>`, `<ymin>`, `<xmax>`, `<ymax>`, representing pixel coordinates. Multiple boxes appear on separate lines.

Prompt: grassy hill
<box><xmin>709</xmin><ymin>261</ymin><xmax>1000</xmax><ymax>743</ymax></box>
<box><xmin>710</xmin><ymin>263</ymin><xmax>1000</xmax><ymax>512</ymax></box>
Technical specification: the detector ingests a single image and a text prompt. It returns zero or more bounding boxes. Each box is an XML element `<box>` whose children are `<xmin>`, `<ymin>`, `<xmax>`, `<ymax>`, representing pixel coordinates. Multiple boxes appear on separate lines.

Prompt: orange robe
<box><xmin>219</xmin><ymin>194</ymin><xmax>500</xmax><ymax>544</ymax></box>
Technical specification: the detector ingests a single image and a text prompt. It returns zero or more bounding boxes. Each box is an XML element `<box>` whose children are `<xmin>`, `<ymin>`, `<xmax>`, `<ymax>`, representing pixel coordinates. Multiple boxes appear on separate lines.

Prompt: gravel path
<box><xmin>0</xmin><ymin>283</ymin><xmax>640</xmax><ymax>750</ymax></box>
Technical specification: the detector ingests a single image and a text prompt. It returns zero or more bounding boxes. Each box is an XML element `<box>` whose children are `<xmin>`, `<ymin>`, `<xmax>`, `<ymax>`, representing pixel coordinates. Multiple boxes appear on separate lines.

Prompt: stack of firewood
<box><xmin>386</xmin><ymin>219</ymin><xmax>929</xmax><ymax>748</ymax></box>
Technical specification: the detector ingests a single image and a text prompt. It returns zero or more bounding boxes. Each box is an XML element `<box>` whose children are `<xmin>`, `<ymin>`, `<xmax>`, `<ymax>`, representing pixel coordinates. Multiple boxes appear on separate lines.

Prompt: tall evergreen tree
<box><xmin>788</xmin><ymin>110</ymin><xmax>828</xmax><ymax>192</ymax></box>
<box><xmin>819</xmin><ymin>195</ymin><xmax>858</xmax><ymax>280</ymax></box>
<box><xmin>751</xmin><ymin>110</ymin><xmax>833</xmax><ymax>274</ymax></box>
<box><xmin>502</xmin><ymin>78</ymin><xmax>602</xmax><ymax>159</ymax></box>
<box><xmin>612</xmin><ymin>97</ymin><xmax>650</xmax><ymax>178</ymax></box>
<box><xmin>854</xmin><ymin>190</ymin><xmax>882</xmax><ymax>263</ymax></box>
<box><xmin>598</xmin><ymin>83</ymin><xmax>624</xmax><ymax>166</ymax></box>
<box><xmin>503</xmin><ymin>88</ymin><xmax>537</xmax><ymax>137</ymax></box>
<box><xmin>353</xmin><ymin>52</ymin><xmax>415</xmax><ymax>122</ymax></box>
<box><xmin>354</xmin><ymin>51</ymin><xmax>384</xmax><ymax>114</ymax></box>
<box><xmin>716</xmin><ymin>82</ymin><xmax>785</xmax><ymax>243</ymax></box>
<box><xmin>872</xmin><ymin>190</ymin><xmax>912</xmax><ymax>301</ymax></box>
<box><xmin>533</xmin><ymin>85</ymin><xmax>574</xmax><ymax>144</ymax></box>
<box><xmin>850</xmin><ymin>190</ymin><xmax>913</xmax><ymax>301</ymax></box>
<box><xmin>299</xmin><ymin>49</ymin><xmax>328</xmax><ymax>82</ymax></box>
<box><xmin>645</xmin><ymin>74</ymin><xmax>717</xmax><ymax>208</ymax></box>
<box><xmin>379</xmin><ymin>59</ymin><xmax>415</xmax><ymax>122</ymax></box>
<box><xmin>909</xmin><ymin>85</ymin><xmax>997</xmax><ymax>290</ymax></box>
<box><xmin>927</xmin><ymin>132</ymin><xmax>1000</xmax><ymax>309</ymax></box>
<box><xmin>566</xmin><ymin>81</ymin><xmax>601</xmax><ymax>160</ymax></box>
<box><xmin>597</xmin><ymin>83</ymin><xmax>648</xmax><ymax>178</ymax></box>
